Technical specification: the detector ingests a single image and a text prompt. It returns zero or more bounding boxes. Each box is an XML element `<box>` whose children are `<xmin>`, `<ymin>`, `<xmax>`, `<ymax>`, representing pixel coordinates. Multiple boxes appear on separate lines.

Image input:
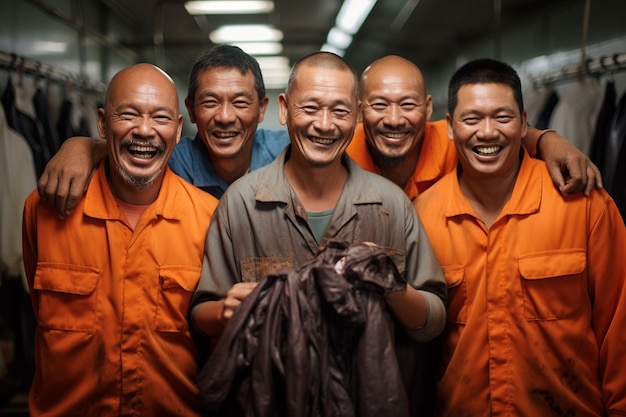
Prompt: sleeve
<box><xmin>167</xmin><ymin>139</ymin><xmax>195</xmax><ymax>183</ymax></box>
<box><xmin>21</xmin><ymin>191</ymin><xmax>39</xmax><ymax>314</ymax></box>
<box><xmin>403</xmin><ymin>198</ymin><xmax>448</xmax><ymax>342</ymax></box>
<box><xmin>588</xmin><ymin>193</ymin><xmax>626</xmax><ymax>413</ymax></box>
<box><xmin>189</xmin><ymin>194</ymin><xmax>241</xmax><ymax>319</ymax></box>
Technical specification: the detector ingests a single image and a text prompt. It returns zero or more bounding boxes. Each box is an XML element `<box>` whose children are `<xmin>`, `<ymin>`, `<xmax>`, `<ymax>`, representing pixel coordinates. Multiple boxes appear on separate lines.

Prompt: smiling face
<box><xmin>99</xmin><ymin>64</ymin><xmax>182</xmax><ymax>201</ymax></box>
<box><xmin>184</xmin><ymin>67</ymin><xmax>268</xmax><ymax>165</ymax></box>
<box><xmin>278</xmin><ymin>64</ymin><xmax>358</xmax><ymax>168</ymax></box>
<box><xmin>360</xmin><ymin>56</ymin><xmax>432</xmax><ymax>166</ymax></box>
<box><xmin>447</xmin><ymin>82</ymin><xmax>527</xmax><ymax>180</ymax></box>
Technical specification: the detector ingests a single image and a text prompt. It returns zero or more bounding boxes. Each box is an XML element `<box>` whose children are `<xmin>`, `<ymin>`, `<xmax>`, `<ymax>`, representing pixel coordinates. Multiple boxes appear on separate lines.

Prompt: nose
<box><xmin>477</xmin><ymin>118</ymin><xmax>499</xmax><ymax>140</ymax></box>
<box><xmin>134</xmin><ymin>115</ymin><xmax>155</xmax><ymax>138</ymax></box>
<box><xmin>214</xmin><ymin>103</ymin><xmax>236</xmax><ymax>124</ymax></box>
<box><xmin>382</xmin><ymin>103</ymin><xmax>403</xmax><ymax>126</ymax></box>
<box><xmin>313</xmin><ymin>108</ymin><xmax>334</xmax><ymax>132</ymax></box>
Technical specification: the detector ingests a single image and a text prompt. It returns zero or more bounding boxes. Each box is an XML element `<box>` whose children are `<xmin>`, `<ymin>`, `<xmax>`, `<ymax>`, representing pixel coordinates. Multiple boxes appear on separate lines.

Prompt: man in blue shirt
<box><xmin>170</xmin><ymin>45</ymin><xmax>289</xmax><ymax>198</ymax></box>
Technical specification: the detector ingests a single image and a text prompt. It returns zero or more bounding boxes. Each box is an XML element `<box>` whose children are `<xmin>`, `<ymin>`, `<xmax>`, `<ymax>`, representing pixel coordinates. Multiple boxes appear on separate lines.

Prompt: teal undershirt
<box><xmin>307</xmin><ymin>208</ymin><xmax>334</xmax><ymax>243</ymax></box>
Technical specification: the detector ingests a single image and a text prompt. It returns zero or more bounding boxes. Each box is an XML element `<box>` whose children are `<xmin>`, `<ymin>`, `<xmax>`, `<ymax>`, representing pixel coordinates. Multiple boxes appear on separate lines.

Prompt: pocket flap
<box><xmin>34</xmin><ymin>263</ymin><xmax>100</xmax><ymax>295</ymax></box>
<box><xmin>442</xmin><ymin>265</ymin><xmax>465</xmax><ymax>287</ymax></box>
<box><xmin>159</xmin><ymin>266</ymin><xmax>201</xmax><ymax>291</ymax></box>
<box><xmin>518</xmin><ymin>249</ymin><xmax>585</xmax><ymax>280</ymax></box>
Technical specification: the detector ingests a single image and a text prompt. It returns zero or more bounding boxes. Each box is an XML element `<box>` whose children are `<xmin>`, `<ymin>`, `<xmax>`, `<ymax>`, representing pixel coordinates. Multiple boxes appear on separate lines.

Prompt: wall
<box><xmin>423</xmin><ymin>0</ymin><xmax>626</xmax><ymax>120</ymax></box>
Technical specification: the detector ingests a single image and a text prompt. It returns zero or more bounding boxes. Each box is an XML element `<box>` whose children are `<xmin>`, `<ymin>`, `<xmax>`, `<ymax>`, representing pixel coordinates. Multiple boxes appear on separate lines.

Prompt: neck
<box><xmin>106</xmin><ymin>164</ymin><xmax>162</xmax><ymax>206</ymax></box>
<box><xmin>458</xmin><ymin>164</ymin><xmax>519</xmax><ymax>229</ymax></box>
<box><xmin>209</xmin><ymin>148</ymin><xmax>253</xmax><ymax>185</ymax></box>
<box><xmin>284</xmin><ymin>156</ymin><xmax>347</xmax><ymax>212</ymax></box>
<box><xmin>369</xmin><ymin>140</ymin><xmax>421</xmax><ymax>190</ymax></box>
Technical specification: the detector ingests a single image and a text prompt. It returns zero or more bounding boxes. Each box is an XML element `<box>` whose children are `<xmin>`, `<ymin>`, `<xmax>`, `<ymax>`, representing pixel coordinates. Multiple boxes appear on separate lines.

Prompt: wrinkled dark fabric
<box><xmin>604</xmin><ymin>90</ymin><xmax>626</xmax><ymax>220</ymax></box>
<box><xmin>535</xmin><ymin>90</ymin><xmax>559</xmax><ymax>130</ymax></box>
<box><xmin>198</xmin><ymin>241</ymin><xmax>411</xmax><ymax>417</ymax></box>
<box><xmin>1</xmin><ymin>78</ymin><xmax>48</xmax><ymax>177</ymax></box>
<box><xmin>589</xmin><ymin>81</ymin><xmax>616</xmax><ymax>173</ymax></box>
<box><xmin>33</xmin><ymin>87</ymin><xmax>61</xmax><ymax>156</ymax></box>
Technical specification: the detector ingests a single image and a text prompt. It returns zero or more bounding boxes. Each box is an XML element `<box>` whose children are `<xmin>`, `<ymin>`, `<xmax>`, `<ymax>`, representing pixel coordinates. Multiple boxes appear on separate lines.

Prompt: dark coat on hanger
<box><xmin>604</xmin><ymin>89</ymin><xmax>626</xmax><ymax>220</ymax></box>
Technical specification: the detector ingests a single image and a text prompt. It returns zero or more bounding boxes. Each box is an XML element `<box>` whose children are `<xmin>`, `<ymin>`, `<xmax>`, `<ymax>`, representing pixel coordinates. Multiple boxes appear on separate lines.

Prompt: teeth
<box><xmin>214</xmin><ymin>132</ymin><xmax>237</xmax><ymax>138</ymax></box>
<box><xmin>128</xmin><ymin>145</ymin><xmax>158</xmax><ymax>159</ymax></box>
<box><xmin>310</xmin><ymin>137</ymin><xmax>335</xmax><ymax>145</ymax></box>
<box><xmin>381</xmin><ymin>132</ymin><xmax>406</xmax><ymax>139</ymax></box>
<box><xmin>474</xmin><ymin>145</ymin><xmax>500</xmax><ymax>156</ymax></box>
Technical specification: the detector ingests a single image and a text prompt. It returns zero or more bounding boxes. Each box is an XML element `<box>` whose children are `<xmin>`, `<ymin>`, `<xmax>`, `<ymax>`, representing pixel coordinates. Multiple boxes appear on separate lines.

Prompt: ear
<box><xmin>278</xmin><ymin>93</ymin><xmax>288</xmax><ymax>126</ymax></box>
<box><xmin>175</xmin><ymin>114</ymin><xmax>183</xmax><ymax>145</ymax></box>
<box><xmin>425</xmin><ymin>94</ymin><xmax>433</xmax><ymax>121</ymax></box>
<box><xmin>97</xmin><ymin>108</ymin><xmax>107</xmax><ymax>140</ymax></box>
<box><xmin>446</xmin><ymin>113</ymin><xmax>454</xmax><ymax>141</ymax></box>
<box><xmin>258</xmin><ymin>95</ymin><xmax>269</xmax><ymax>124</ymax></box>
<box><xmin>184</xmin><ymin>97</ymin><xmax>196</xmax><ymax>124</ymax></box>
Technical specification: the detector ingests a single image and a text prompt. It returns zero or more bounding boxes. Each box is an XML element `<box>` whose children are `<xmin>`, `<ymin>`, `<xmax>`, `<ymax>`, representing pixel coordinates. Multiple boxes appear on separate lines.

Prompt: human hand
<box><xmin>37</xmin><ymin>136</ymin><xmax>99</xmax><ymax>218</ymax></box>
<box><xmin>539</xmin><ymin>130</ymin><xmax>603</xmax><ymax>196</ymax></box>
<box><xmin>220</xmin><ymin>282</ymin><xmax>258</xmax><ymax>323</ymax></box>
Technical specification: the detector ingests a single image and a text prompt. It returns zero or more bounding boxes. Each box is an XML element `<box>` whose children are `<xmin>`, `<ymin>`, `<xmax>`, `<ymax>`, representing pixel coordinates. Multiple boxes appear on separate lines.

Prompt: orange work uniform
<box><xmin>415</xmin><ymin>152</ymin><xmax>626</xmax><ymax>416</ymax></box>
<box><xmin>22</xmin><ymin>163</ymin><xmax>218</xmax><ymax>417</ymax></box>
<box><xmin>346</xmin><ymin>120</ymin><xmax>457</xmax><ymax>200</ymax></box>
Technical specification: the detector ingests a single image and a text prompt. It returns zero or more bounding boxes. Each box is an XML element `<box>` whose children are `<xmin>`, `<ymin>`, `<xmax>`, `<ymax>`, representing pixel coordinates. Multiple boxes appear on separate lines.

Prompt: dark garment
<box><xmin>535</xmin><ymin>90</ymin><xmax>560</xmax><ymax>130</ymax></box>
<box><xmin>56</xmin><ymin>98</ymin><xmax>89</xmax><ymax>143</ymax></box>
<box><xmin>1</xmin><ymin>78</ymin><xmax>48</xmax><ymax>177</ymax></box>
<box><xmin>33</xmin><ymin>87</ymin><xmax>61</xmax><ymax>156</ymax></box>
<box><xmin>604</xmin><ymin>90</ymin><xmax>626</xmax><ymax>220</ymax></box>
<box><xmin>590</xmin><ymin>81</ymin><xmax>617</xmax><ymax>172</ymax></box>
<box><xmin>198</xmin><ymin>241</ymin><xmax>411</xmax><ymax>417</ymax></box>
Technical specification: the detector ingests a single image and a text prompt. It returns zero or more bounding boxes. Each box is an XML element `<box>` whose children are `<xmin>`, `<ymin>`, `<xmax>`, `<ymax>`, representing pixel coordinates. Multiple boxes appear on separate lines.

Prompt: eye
<box><xmin>233</xmin><ymin>99</ymin><xmax>252</xmax><ymax>108</ymax></box>
<box><xmin>496</xmin><ymin>115</ymin><xmax>514</xmax><ymax>123</ymax></box>
<box><xmin>119</xmin><ymin>112</ymin><xmax>138</xmax><ymax>120</ymax></box>
<box><xmin>332</xmin><ymin>108</ymin><xmax>350</xmax><ymax>118</ymax></box>
<box><xmin>462</xmin><ymin>117</ymin><xmax>480</xmax><ymax>124</ymax></box>
<box><xmin>400</xmin><ymin>102</ymin><xmax>418</xmax><ymax>111</ymax></box>
<box><xmin>369</xmin><ymin>102</ymin><xmax>388</xmax><ymax>111</ymax></box>
<box><xmin>200</xmin><ymin>98</ymin><xmax>219</xmax><ymax>108</ymax></box>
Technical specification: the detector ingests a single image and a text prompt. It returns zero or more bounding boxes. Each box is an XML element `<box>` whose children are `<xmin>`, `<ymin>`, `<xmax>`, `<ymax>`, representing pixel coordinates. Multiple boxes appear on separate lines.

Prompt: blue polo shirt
<box><xmin>168</xmin><ymin>128</ymin><xmax>290</xmax><ymax>199</ymax></box>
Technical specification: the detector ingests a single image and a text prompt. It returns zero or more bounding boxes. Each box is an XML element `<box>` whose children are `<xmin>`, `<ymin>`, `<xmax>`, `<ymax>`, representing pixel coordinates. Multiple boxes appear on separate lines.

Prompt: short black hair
<box><xmin>187</xmin><ymin>44</ymin><xmax>266</xmax><ymax>103</ymax></box>
<box><xmin>447</xmin><ymin>58</ymin><xmax>523</xmax><ymax>116</ymax></box>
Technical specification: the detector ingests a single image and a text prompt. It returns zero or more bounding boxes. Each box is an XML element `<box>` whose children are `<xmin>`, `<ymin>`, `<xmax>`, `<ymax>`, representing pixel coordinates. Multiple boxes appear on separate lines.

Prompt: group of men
<box><xmin>22</xmin><ymin>44</ymin><xmax>625</xmax><ymax>416</ymax></box>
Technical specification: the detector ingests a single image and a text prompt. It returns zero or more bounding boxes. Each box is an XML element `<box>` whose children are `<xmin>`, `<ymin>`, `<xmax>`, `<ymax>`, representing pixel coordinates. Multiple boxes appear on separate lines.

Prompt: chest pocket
<box><xmin>34</xmin><ymin>263</ymin><xmax>100</xmax><ymax>333</ymax></box>
<box><xmin>156</xmin><ymin>266</ymin><xmax>201</xmax><ymax>332</ymax></box>
<box><xmin>240</xmin><ymin>257</ymin><xmax>294</xmax><ymax>283</ymax></box>
<box><xmin>518</xmin><ymin>249</ymin><xmax>586</xmax><ymax>321</ymax></box>
<box><xmin>442</xmin><ymin>265</ymin><xmax>466</xmax><ymax>324</ymax></box>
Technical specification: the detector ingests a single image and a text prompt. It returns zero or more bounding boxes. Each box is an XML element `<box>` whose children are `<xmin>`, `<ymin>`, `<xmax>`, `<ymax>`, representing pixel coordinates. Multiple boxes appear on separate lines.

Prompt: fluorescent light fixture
<box><xmin>209</xmin><ymin>24</ymin><xmax>283</xmax><ymax>43</ymax></box>
<box><xmin>231</xmin><ymin>42</ymin><xmax>283</xmax><ymax>55</ymax></box>
<box><xmin>335</xmin><ymin>0</ymin><xmax>377</xmax><ymax>34</ymax></box>
<box><xmin>184</xmin><ymin>1</ymin><xmax>274</xmax><ymax>15</ymax></box>
<box><xmin>321</xmin><ymin>43</ymin><xmax>345</xmax><ymax>57</ymax></box>
<box><xmin>255</xmin><ymin>56</ymin><xmax>290</xmax><ymax>69</ymax></box>
<box><xmin>326</xmin><ymin>27</ymin><xmax>353</xmax><ymax>50</ymax></box>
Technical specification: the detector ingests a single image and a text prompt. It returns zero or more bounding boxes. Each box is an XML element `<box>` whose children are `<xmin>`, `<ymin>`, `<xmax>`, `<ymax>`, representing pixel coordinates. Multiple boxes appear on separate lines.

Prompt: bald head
<box><xmin>105</xmin><ymin>63</ymin><xmax>179</xmax><ymax>109</ymax></box>
<box><xmin>360</xmin><ymin>55</ymin><xmax>427</xmax><ymax>98</ymax></box>
<box><xmin>286</xmin><ymin>51</ymin><xmax>358</xmax><ymax>100</ymax></box>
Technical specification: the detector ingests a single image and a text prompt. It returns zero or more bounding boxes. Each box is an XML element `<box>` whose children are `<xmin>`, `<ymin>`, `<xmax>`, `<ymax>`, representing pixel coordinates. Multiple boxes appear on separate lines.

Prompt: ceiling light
<box><xmin>209</xmin><ymin>24</ymin><xmax>283</xmax><ymax>43</ymax></box>
<box><xmin>321</xmin><ymin>44</ymin><xmax>345</xmax><ymax>57</ymax></box>
<box><xmin>184</xmin><ymin>1</ymin><xmax>274</xmax><ymax>15</ymax></box>
<box><xmin>231</xmin><ymin>42</ymin><xmax>283</xmax><ymax>55</ymax></box>
<box><xmin>336</xmin><ymin>0</ymin><xmax>377</xmax><ymax>34</ymax></box>
<box><xmin>326</xmin><ymin>27</ymin><xmax>353</xmax><ymax>50</ymax></box>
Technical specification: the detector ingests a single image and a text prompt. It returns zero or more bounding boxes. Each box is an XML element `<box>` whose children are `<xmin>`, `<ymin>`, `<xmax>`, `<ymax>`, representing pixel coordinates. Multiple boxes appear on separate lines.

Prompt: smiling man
<box><xmin>415</xmin><ymin>58</ymin><xmax>626</xmax><ymax>416</ymax></box>
<box><xmin>22</xmin><ymin>63</ymin><xmax>218</xmax><ymax>416</ymax></box>
<box><xmin>189</xmin><ymin>51</ymin><xmax>446</xmax><ymax>349</ymax></box>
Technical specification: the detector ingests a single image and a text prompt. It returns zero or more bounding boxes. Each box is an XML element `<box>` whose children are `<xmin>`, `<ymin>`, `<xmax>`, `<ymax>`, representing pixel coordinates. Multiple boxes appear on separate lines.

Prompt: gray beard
<box><xmin>116</xmin><ymin>164</ymin><xmax>162</xmax><ymax>190</ymax></box>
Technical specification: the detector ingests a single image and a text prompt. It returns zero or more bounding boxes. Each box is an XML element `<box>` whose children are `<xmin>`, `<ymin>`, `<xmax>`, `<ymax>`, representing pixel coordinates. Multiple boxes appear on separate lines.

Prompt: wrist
<box><xmin>534</xmin><ymin>129</ymin><xmax>556</xmax><ymax>158</ymax></box>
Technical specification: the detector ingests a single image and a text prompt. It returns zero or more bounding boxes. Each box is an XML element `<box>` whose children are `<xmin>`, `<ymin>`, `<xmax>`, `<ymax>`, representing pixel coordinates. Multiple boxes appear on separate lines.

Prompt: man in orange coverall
<box><xmin>347</xmin><ymin>54</ymin><xmax>602</xmax><ymax>200</ymax></box>
<box><xmin>415</xmin><ymin>58</ymin><xmax>626</xmax><ymax>416</ymax></box>
<box><xmin>22</xmin><ymin>64</ymin><xmax>218</xmax><ymax>416</ymax></box>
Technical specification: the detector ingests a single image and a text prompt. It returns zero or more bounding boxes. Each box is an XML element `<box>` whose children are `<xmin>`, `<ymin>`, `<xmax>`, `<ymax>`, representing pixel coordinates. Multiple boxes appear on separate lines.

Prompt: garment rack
<box><xmin>531</xmin><ymin>53</ymin><xmax>626</xmax><ymax>89</ymax></box>
<box><xmin>0</xmin><ymin>50</ymin><xmax>105</xmax><ymax>94</ymax></box>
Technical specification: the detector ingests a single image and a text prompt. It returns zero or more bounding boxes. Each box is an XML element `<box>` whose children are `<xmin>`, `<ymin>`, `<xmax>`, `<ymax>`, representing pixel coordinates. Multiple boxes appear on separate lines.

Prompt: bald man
<box><xmin>347</xmin><ymin>55</ymin><xmax>602</xmax><ymax>200</ymax></box>
<box><xmin>22</xmin><ymin>64</ymin><xmax>218</xmax><ymax>416</ymax></box>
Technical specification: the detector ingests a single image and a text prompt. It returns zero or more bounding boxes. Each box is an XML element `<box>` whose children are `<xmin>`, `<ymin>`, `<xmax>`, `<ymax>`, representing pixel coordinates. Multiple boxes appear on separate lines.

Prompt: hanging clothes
<box><xmin>549</xmin><ymin>78</ymin><xmax>604</xmax><ymax>155</ymax></box>
<box><xmin>33</xmin><ymin>80</ymin><xmax>61</xmax><ymax>156</ymax></box>
<box><xmin>1</xmin><ymin>77</ymin><xmax>48</xmax><ymax>177</ymax></box>
<box><xmin>0</xmin><ymin>105</ymin><xmax>36</xmax><ymax>284</ymax></box>
<box><xmin>589</xmin><ymin>81</ymin><xmax>617</xmax><ymax>174</ymax></box>
<box><xmin>56</xmin><ymin>86</ymin><xmax>90</xmax><ymax>143</ymax></box>
<box><xmin>603</xmin><ymin>89</ymin><xmax>626</xmax><ymax>220</ymax></box>
<box><xmin>524</xmin><ymin>87</ymin><xmax>559</xmax><ymax>129</ymax></box>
